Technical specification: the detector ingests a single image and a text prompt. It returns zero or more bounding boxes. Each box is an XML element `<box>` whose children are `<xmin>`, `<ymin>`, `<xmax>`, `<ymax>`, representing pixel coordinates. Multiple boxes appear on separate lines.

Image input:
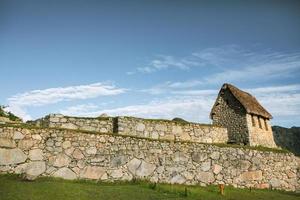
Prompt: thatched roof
<box><xmin>211</xmin><ymin>83</ymin><xmax>273</xmax><ymax>119</ymax></box>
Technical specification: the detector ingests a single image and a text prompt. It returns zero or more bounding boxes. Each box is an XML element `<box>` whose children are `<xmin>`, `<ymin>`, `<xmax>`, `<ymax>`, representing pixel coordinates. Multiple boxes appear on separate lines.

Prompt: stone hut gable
<box><xmin>210</xmin><ymin>83</ymin><xmax>272</xmax><ymax>119</ymax></box>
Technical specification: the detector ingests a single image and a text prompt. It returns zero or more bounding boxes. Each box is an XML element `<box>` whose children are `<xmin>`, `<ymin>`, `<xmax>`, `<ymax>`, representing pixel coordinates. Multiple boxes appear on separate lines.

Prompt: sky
<box><xmin>0</xmin><ymin>0</ymin><xmax>300</xmax><ymax>127</ymax></box>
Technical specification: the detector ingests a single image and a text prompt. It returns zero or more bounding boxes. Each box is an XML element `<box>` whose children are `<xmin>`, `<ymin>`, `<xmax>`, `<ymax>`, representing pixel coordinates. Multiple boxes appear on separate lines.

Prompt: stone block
<box><xmin>201</xmin><ymin>160</ymin><xmax>211</xmax><ymax>172</ymax></box>
<box><xmin>86</xmin><ymin>147</ymin><xmax>97</xmax><ymax>155</ymax></box>
<box><xmin>13</xmin><ymin>132</ymin><xmax>24</xmax><ymax>140</ymax></box>
<box><xmin>53</xmin><ymin>167</ymin><xmax>77</xmax><ymax>180</ymax></box>
<box><xmin>29</xmin><ymin>149</ymin><xmax>43</xmax><ymax>161</ymax></box>
<box><xmin>128</xmin><ymin>158</ymin><xmax>156</xmax><ymax>177</ymax></box>
<box><xmin>62</xmin><ymin>141</ymin><xmax>72</xmax><ymax>149</ymax></box>
<box><xmin>240</xmin><ymin>170</ymin><xmax>262</xmax><ymax>181</ymax></box>
<box><xmin>172</xmin><ymin>126</ymin><xmax>182</xmax><ymax>135</ymax></box>
<box><xmin>72</xmin><ymin>149</ymin><xmax>84</xmax><ymax>160</ymax></box>
<box><xmin>197</xmin><ymin>172</ymin><xmax>215</xmax><ymax>183</ymax></box>
<box><xmin>136</xmin><ymin>123</ymin><xmax>145</xmax><ymax>132</ymax></box>
<box><xmin>213</xmin><ymin>164</ymin><xmax>222</xmax><ymax>174</ymax></box>
<box><xmin>53</xmin><ymin>153</ymin><xmax>71</xmax><ymax>167</ymax></box>
<box><xmin>24</xmin><ymin>161</ymin><xmax>46</xmax><ymax>180</ymax></box>
<box><xmin>0</xmin><ymin>148</ymin><xmax>27</xmax><ymax>165</ymax></box>
<box><xmin>170</xmin><ymin>174</ymin><xmax>186</xmax><ymax>184</ymax></box>
<box><xmin>18</xmin><ymin>139</ymin><xmax>34</xmax><ymax>150</ymax></box>
<box><xmin>80</xmin><ymin>166</ymin><xmax>105</xmax><ymax>180</ymax></box>
<box><xmin>0</xmin><ymin>138</ymin><xmax>16</xmax><ymax>148</ymax></box>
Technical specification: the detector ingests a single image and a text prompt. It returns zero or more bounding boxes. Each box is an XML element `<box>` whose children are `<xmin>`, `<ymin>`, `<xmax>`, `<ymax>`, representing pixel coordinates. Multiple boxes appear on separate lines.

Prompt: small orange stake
<box><xmin>219</xmin><ymin>184</ymin><xmax>225</xmax><ymax>196</ymax></box>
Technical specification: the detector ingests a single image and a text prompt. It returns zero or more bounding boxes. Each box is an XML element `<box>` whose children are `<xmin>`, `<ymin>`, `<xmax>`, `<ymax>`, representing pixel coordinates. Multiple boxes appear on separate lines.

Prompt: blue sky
<box><xmin>1</xmin><ymin>0</ymin><xmax>300</xmax><ymax>127</ymax></box>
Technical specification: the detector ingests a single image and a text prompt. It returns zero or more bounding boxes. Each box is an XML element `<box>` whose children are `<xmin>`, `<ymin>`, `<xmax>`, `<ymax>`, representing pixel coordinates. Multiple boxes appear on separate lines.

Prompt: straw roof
<box><xmin>211</xmin><ymin>83</ymin><xmax>272</xmax><ymax>119</ymax></box>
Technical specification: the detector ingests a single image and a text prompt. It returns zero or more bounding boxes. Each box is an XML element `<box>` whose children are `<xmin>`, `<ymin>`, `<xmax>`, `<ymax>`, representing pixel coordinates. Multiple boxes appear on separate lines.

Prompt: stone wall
<box><xmin>0</xmin><ymin>125</ymin><xmax>298</xmax><ymax>191</ymax></box>
<box><xmin>117</xmin><ymin>116</ymin><xmax>228</xmax><ymax>143</ymax></box>
<box><xmin>246</xmin><ymin>114</ymin><xmax>277</xmax><ymax>148</ymax></box>
<box><xmin>30</xmin><ymin>115</ymin><xmax>228</xmax><ymax>144</ymax></box>
<box><xmin>30</xmin><ymin>114</ymin><xmax>114</xmax><ymax>133</ymax></box>
<box><xmin>211</xmin><ymin>89</ymin><xmax>249</xmax><ymax>144</ymax></box>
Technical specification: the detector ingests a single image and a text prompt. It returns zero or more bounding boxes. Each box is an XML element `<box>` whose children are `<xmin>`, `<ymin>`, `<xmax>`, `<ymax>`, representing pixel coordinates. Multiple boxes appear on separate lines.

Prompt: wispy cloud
<box><xmin>7</xmin><ymin>82</ymin><xmax>126</xmax><ymax>121</ymax></box>
<box><xmin>130</xmin><ymin>46</ymin><xmax>300</xmax><ymax>88</ymax></box>
<box><xmin>131</xmin><ymin>55</ymin><xmax>201</xmax><ymax>74</ymax></box>
<box><xmin>140</xmin><ymin>80</ymin><xmax>204</xmax><ymax>95</ymax></box>
<box><xmin>206</xmin><ymin>52</ymin><xmax>300</xmax><ymax>84</ymax></box>
<box><xmin>140</xmin><ymin>46</ymin><xmax>300</xmax><ymax>94</ymax></box>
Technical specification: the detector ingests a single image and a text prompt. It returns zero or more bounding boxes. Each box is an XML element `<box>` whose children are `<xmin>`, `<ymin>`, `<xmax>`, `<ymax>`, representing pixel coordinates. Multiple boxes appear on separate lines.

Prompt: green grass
<box><xmin>0</xmin><ymin>174</ymin><xmax>299</xmax><ymax>200</ymax></box>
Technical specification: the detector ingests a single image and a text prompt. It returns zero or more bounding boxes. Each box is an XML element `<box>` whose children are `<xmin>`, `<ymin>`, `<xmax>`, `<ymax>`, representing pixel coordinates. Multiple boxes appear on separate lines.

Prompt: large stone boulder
<box><xmin>127</xmin><ymin>158</ymin><xmax>141</xmax><ymax>174</ymax></box>
<box><xmin>80</xmin><ymin>166</ymin><xmax>105</xmax><ymax>180</ymax></box>
<box><xmin>170</xmin><ymin>174</ymin><xmax>186</xmax><ymax>184</ymax></box>
<box><xmin>197</xmin><ymin>171</ymin><xmax>215</xmax><ymax>184</ymax></box>
<box><xmin>0</xmin><ymin>148</ymin><xmax>27</xmax><ymax>165</ymax></box>
<box><xmin>239</xmin><ymin>170</ymin><xmax>262</xmax><ymax>181</ymax></box>
<box><xmin>53</xmin><ymin>153</ymin><xmax>71</xmax><ymax>167</ymax></box>
<box><xmin>13</xmin><ymin>131</ymin><xmax>25</xmax><ymax>140</ymax></box>
<box><xmin>24</xmin><ymin>161</ymin><xmax>46</xmax><ymax>180</ymax></box>
<box><xmin>0</xmin><ymin>138</ymin><xmax>16</xmax><ymax>148</ymax></box>
<box><xmin>110</xmin><ymin>169</ymin><xmax>123</xmax><ymax>179</ymax></box>
<box><xmin>18</xmin><ymin>139</ymin><xmax>34</xmax><ymax>150</ymax></box>
<box><xmin>53</xmin><ymin>167</ymin><xmax>77</xmax><ymax>180</ymax></box>
<box><xmin>29</xmin><ymin>149</ymin><xmax>43</xmax><ymax>161</ymax></box>
<box><xmin>111</xmin><ymin>155</ymin><xmax>128</xmax><ymax>167</ymax></box>
<box><xmin>127</xmin><ymin>158</ymin><xmax>156</xmax><ymax>177</ymax></box>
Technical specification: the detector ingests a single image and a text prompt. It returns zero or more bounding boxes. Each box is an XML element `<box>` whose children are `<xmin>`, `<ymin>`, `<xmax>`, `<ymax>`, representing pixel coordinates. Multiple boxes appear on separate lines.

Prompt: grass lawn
<box><xmin>0</xmin><ymin>174</ymin><xmax>299</xmax><ymax>200</ymax></box>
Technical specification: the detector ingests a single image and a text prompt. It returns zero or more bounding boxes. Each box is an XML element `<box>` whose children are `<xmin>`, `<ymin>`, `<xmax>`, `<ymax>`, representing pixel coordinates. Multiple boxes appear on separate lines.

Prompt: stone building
<box><xmin>210</xmin><ymin>83</ymin><xmax>277</xmax><ymax>148</ymax></box>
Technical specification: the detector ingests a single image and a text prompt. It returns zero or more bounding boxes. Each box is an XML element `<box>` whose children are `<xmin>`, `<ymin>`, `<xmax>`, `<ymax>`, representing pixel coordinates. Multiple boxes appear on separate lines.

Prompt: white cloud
<box><xmin>140</xmin><ymin>80</ymin><xmax>204</xmax><ymax>95</ymax></box>
<box><xmin>59</xmin><ymin>104</ymin><xmax>99</xmax><ymax>116</ymax></box>
<box><xmin>206</xmin><ymin>55</ymin><xmax>300</xmax><ymax>85</ymax></box>
<box><xmin>247</xmin><ymin>85</ymin><xmax>300</xmax><ymax>118</ymax></box>
<box><xmin>60</xmin><ymin>84</ymin><xmax>300</xmax><ymax>126</ymax></box>
<box><xmin>134</xmin><ymin>55</ymin><xmax>201</xmax><ymax>74</ymax></box>
<box><xmin>131</xmin><ymin>46</ymin><xmax>300</xmax><ymax>89</ymax></box>
<box><xmin>7</xmin><ymin>82</ymin><xmax>126</xmax><ymax>121</ymax></box>
<box><xmin>60</xmin><ymin>96</ymin><xmax>216</xmax><ymax>123</ymax></box>
<box><xmin>140</xmin><ymin>47</ymin><xmax>300</xmax><ymax>95</ymax></box>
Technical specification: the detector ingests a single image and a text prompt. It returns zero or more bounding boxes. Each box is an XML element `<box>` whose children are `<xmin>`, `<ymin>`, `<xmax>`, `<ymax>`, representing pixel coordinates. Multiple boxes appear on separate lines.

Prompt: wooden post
<box><xmin>219</xmin><ymin>184</ymin><xmax>225</xmax><ymax>195</ymax></box>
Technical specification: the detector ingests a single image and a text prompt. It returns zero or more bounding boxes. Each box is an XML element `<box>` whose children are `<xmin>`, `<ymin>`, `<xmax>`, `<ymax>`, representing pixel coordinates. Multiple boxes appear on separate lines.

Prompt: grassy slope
<box><xmin>0</xmin><ymin>175</ymin><xmax>299</xmax><ymax>200</ymax></box>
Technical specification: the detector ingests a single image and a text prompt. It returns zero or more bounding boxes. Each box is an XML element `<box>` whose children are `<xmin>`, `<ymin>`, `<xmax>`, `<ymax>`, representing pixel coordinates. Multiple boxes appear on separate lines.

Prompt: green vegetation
<box><xmin>213</xmin><ymin>143</ymin><xmax>291</xmax><ymax>154</ymax></box>
<box><xmin>172</xmin><ymin>117</ymin><xmax>189</xmax><ymax>124</ymax></box>
<box><xmin>0</xmin><ymin>105</ymin><xmax>22</xmax><ymax>122</ymax></box>
<box><xmin>0</xmin><ymin>174</ymin><xmax>299</xmax><ymax>200</ymax></box>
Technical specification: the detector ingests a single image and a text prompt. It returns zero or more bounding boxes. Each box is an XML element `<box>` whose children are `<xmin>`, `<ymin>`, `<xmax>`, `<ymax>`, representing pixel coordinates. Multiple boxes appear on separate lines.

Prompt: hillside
<box><xmin>0</xmin><ymin>106</ymin><xmax>22</xmax><ymax>123</ymax></box>
<box><xmin>272</xmin><ymin>126</ymin><xmax>300</xmax><ymax>156</ymax></box>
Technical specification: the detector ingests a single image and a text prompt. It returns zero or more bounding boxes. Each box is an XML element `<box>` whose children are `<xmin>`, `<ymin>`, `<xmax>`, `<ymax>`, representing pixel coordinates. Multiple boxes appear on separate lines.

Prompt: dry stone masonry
<box><xmin>29</xmin><ymin>115</ymin><xmax>228</xmax><ymax>144</ymax></box>
<box><xmin>117</xmin><ymin>116</ymin><xmax>228</xmax><ymax>143</ymax></box>
<box><xmin>29</xmin><ymin>114</ymin><xmax>114</xmax><ymax>133</ymax></box>
<box><xmin>0</xmin><ymin>125</ymin><xmax>299</xmax><ymax>191</ymax></box>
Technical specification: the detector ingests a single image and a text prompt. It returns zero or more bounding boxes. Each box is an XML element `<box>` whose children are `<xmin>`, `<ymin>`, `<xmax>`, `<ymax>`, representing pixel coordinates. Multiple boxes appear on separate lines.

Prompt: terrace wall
<box><xmin>0</xmin><ymin>125</ymin><xmax>298</xmax><ymax>192</ymax></box>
